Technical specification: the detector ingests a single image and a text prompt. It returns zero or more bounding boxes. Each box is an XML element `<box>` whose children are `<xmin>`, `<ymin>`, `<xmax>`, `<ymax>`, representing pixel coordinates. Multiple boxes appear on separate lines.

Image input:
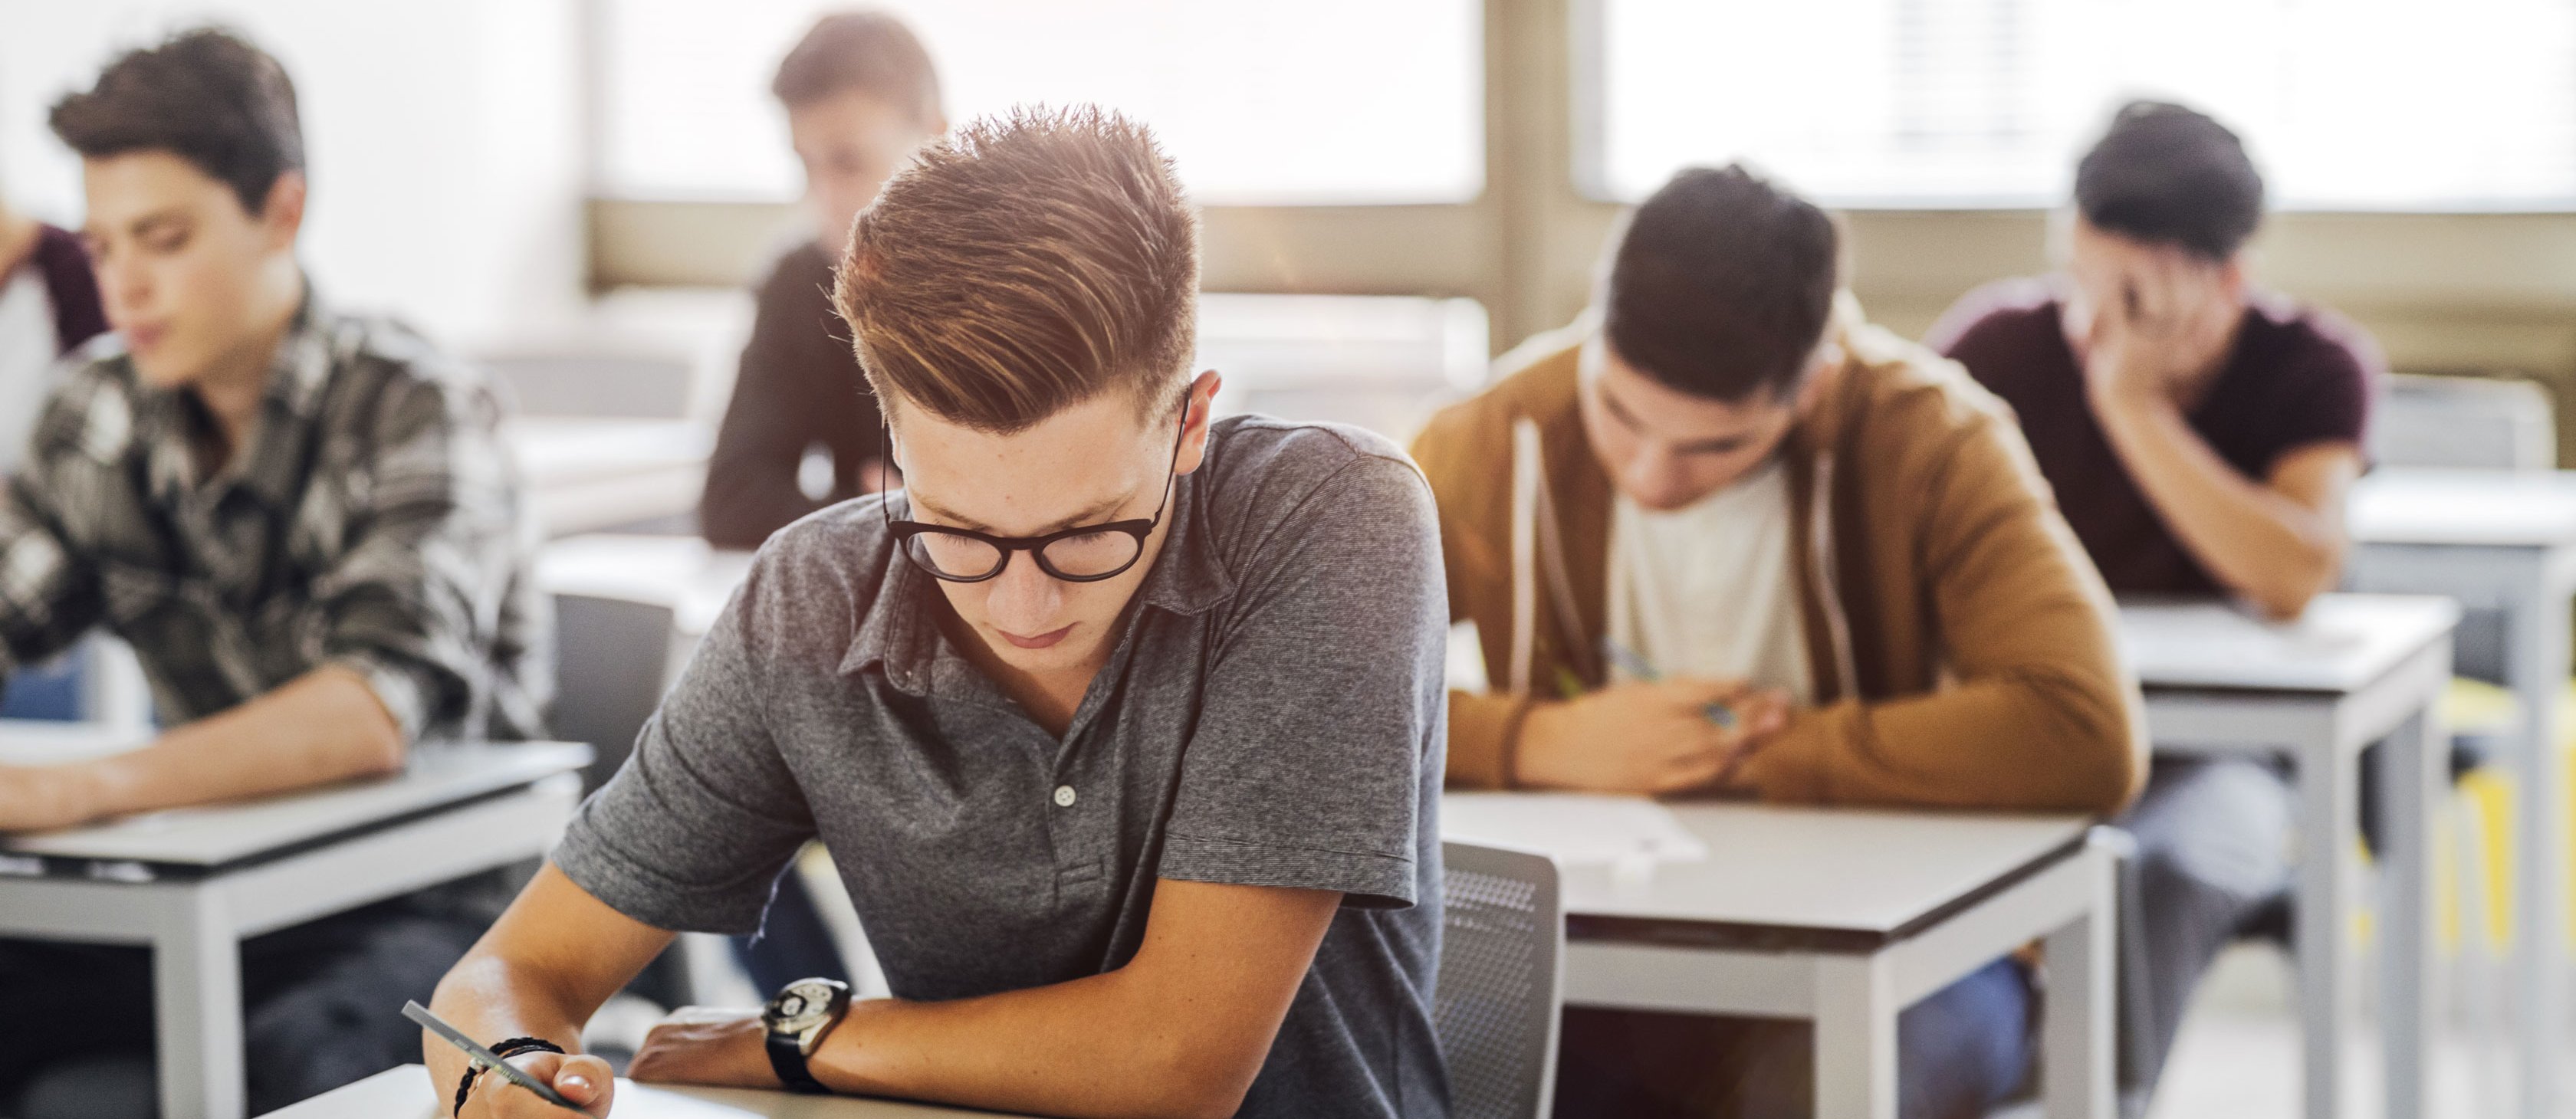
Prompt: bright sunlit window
<box><xmin>599</xmin><ymin>0</ymin><xmax>1484</xmax><ymax>205</ymax></box>
<box><xmin>1592</xmin><ymin>0</ymin><xmax>2576</xmax><ymax>210</ymax></box>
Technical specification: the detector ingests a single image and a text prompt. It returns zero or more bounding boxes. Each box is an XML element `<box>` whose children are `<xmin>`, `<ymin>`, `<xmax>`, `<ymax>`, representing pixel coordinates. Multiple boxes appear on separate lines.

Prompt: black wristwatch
<box><xmin>762</xmin><ymin>977</ymin><xmax>853</xmax><ymax>1094</ymax></box>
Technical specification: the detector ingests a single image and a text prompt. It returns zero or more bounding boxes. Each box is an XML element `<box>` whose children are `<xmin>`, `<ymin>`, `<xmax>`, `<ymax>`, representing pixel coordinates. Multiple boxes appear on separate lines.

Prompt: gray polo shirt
<box><xmin>553</xmin><ymin>415</ymin><xmax>1450</xmax><ymax>1117</ymax></box>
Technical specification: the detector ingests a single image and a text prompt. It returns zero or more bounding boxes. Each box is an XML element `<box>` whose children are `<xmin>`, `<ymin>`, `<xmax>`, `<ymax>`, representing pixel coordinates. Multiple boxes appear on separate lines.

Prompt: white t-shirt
<box><xmin>1605</xmin><ymin>457</ymin><xmax>1813</xmax><ymax>704</ymax></box>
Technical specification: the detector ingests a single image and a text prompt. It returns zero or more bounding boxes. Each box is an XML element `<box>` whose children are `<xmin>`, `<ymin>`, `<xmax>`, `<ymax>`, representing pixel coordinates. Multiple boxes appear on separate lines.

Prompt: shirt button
<box><xmin>1053</xmin><ymin>785</ymin><xmax>1078</xmax><ymax>808</ymax></box>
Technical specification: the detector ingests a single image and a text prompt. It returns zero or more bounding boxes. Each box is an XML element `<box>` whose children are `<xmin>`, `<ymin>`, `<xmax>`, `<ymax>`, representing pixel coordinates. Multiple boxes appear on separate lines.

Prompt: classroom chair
<box><xmin>2369</xmin><ymin>372</ymin><xmax>2555</xmax><ymax>475</ymax></box>
<box><xmin>551</xmin><ymin>592</ymin><xmax>675</xmax><ymax>794</ymax></box>
<box><xmin>1437</xmin><ymin>841</ymin><xmax>1564</xmax><ymax>1119</ymax></box>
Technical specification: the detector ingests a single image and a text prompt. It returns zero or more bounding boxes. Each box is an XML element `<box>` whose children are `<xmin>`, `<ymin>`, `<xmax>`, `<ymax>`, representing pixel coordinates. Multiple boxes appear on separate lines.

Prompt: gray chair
<box><xmin>550</xmin><ymin>592</ymin><xmax>676</xmax><ymax>794</ymax></box>
<box><xmin>1438</xmin><ymin>841</ymin><xmax>1563</xmax><ymax>1119</ymax></box>
<box><xmin>2371</xmin><ymin>372</ymin><xmax>2555</xmax><ymax>473</ymax></box>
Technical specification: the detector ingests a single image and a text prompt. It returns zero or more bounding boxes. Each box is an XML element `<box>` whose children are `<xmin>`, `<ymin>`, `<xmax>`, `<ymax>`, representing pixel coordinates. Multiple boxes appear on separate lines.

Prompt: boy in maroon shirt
<box><xmin>1930</xmin><ymin>100</ymin><xmax>2383</xmax><ymax>1108</ymax></box>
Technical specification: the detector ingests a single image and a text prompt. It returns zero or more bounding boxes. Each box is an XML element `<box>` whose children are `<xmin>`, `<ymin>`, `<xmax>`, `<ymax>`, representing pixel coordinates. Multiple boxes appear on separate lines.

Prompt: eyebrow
<box><xmin>88</xmin><ymin>209</ymin><xmax>191</xmax><ymax>244</ymax></box>
<box><xmin>1600</xmin><ymin>382</ymin><xmax>1753</xmax><ymax>456</ymax></box>
<box><xmin>905</xmin><ymin>491</ymin><xmax>1135</xmax><ymax>537</ymax></box>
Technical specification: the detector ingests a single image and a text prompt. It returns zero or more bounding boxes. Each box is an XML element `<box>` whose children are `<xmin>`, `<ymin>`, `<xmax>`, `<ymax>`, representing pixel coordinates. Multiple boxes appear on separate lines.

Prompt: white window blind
<box><xmin>1592</xmin><ymin>0</ymin><xmax>2576</xmax><ymax>210</ymax></box>
<box><xmin>597</xmin><ymin>0</ymin><xmax>1484</xmax><ymax>205</ymax></box>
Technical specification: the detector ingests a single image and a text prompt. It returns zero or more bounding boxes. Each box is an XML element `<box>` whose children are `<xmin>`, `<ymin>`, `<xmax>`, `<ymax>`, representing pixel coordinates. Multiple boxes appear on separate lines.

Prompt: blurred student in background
<box><xmin>0</xmin><ymin>190</ymin><xmax>107</xmax><ymax>470</ymax></box>
<box><xmin>1414</xmin><ymin>164</ymin><xmax>2144</xmax><ymax>1119</ymax></box>
<box><xmin>698</xmin><ymin>11</ymin><xmax>947</xmax><ymax>549</ymax></box>
<box><xmin>1930</xmin><ymin>100</ymin><xmax>2381</xmax><ymax>1106</ymax></box>
<box><xmin>698</xmin><ymin>6</ymin><xmax>951</xmax><ymax>1006</ymax></box>
<box><xmin>0</xmin><ymin>28</ymin><xmax>547</xmax><ymax>1117</ymax></box>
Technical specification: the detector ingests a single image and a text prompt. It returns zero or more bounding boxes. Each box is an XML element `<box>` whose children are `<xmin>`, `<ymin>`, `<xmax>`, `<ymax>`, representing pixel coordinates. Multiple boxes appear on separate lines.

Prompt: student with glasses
<box><xmin>426</xmin><ymin>107</ymin><xmax>1451</xmax><ymax>1119</ymax></box>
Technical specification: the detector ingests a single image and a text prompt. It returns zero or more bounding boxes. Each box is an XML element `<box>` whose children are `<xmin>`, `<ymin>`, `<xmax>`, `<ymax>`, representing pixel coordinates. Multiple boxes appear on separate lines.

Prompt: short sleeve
<box><xmin>2244</xmin><ymin>330</ymin><xmax>2375</xmax><ymax>468</ymax></box>
<box><xmin>550</xmin><ymin>556</ymin><xmax>819</xmax><ymax>934</ymax></box>
<box><xmin>1158</xmin><ymin>454</ymin><xmax>1447</xmax><ymax>909</ymax></box>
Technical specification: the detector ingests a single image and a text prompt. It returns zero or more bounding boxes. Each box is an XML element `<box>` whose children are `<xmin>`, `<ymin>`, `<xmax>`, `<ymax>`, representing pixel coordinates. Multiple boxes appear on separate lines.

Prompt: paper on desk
<box><xmin>1444</xmin><ymin>792</ymin><xmax>1708</xmax><ymax>866</ymax></box>
<box><xmin>0</xmin><ymin>721</ymin><xmax>145</xmax><ymax>767</ymax></box>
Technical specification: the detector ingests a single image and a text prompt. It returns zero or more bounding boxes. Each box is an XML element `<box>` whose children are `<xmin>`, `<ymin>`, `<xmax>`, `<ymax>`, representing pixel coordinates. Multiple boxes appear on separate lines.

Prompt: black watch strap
<box><xmin>765</xmin><ymin>1030</ymin><xmax>830</xmax><ymax>1094</ymax></box>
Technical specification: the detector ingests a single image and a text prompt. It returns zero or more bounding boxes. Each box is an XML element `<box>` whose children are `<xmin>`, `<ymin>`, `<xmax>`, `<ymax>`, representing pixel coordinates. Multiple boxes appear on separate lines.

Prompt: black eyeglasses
<box><xmin>881</xmin><ymin>411</ymin><xmax>1187</xmax><ymax>583</ymax></box>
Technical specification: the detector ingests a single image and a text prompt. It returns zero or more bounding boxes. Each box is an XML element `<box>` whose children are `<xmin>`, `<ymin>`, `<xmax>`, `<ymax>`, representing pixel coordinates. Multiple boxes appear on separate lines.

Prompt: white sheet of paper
<box><xmin>1442</xmin><ymin>791</ymin><xmax>1708</xmax><ymax>866</ymax></box>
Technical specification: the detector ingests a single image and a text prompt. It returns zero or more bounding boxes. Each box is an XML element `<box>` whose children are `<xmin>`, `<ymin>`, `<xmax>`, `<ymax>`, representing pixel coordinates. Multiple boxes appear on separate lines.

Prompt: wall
<box><xmin>0</xmin><ymin>0</ymin><xmax>587</xmax><ymax>349</ymax></box>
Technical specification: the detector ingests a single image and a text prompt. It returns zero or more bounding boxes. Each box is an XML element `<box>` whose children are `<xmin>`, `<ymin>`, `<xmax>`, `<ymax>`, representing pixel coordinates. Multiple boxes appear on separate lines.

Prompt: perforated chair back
<box><xmin>1438</xmin><ymin>841</ymin><xmax>1563</xmax><ymax>1119</ymax></box>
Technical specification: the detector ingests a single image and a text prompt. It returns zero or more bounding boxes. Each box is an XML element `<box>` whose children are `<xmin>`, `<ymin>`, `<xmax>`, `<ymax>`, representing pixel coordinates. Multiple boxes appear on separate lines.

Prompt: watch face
<box><xmin>765</xmin><ymin>980</ymin><xmax>842</xmax><ymax>1034</ymax></box>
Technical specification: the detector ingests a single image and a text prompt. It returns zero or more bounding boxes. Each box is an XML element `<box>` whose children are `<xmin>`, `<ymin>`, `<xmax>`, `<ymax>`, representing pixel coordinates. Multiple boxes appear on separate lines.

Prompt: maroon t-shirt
<box><xmin>1930</xmin><ymin>278</ymin><xmax>2380</xmax><ymax>596</ymax></box>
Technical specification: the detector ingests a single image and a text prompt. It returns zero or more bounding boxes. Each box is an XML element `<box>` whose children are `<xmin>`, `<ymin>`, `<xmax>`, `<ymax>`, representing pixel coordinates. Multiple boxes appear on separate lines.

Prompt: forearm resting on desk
<box><xmin>2093</xmin><ymin>392</ymin><xmax>2356</xmax><ymax>619</ymax></box>
<box><xmin>0</xmin><ymin>664</ymin><xmax>404</xmax><ymax>831</ymax></box>
<box><xmin>787</xmin><ymin>878</ymin><xmax>1339</xmax><ymax>1119</ymax></box>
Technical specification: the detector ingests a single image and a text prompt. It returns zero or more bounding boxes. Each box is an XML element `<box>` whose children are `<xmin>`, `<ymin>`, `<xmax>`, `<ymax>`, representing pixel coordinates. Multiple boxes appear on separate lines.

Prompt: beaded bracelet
<box><xmin>452</xmin><ymin>1037</ymin><xmax>568</xmax><ymax>1117</ymax></box>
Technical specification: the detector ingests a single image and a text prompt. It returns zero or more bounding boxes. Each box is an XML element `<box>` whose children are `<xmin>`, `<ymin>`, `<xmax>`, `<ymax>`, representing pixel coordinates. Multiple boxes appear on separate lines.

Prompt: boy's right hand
<box><xmin>1516</xmin><ymin>678</ymin><xmax>1789</xmax><ymax>794</ymax></box>
<box><xmin>462</xmin><ymin>1051</ymin><xmax>616</xmax><ymax>1118</ymax></box>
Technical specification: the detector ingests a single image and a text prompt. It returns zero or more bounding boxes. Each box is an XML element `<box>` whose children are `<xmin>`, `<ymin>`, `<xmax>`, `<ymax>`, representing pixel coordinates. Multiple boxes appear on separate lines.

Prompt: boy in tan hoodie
<box><xmin>1413</xmin><ymin>165</ymin><xmax>2145</xmax><ymax>1118</ymax></box>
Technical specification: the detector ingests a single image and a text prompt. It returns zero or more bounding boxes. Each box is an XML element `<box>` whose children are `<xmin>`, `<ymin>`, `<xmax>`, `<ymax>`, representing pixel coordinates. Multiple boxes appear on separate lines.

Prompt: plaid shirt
<box><xmin>0</xmin><ymin>290</ymin><xmax>549</xmax><ymax>740</ymax></box>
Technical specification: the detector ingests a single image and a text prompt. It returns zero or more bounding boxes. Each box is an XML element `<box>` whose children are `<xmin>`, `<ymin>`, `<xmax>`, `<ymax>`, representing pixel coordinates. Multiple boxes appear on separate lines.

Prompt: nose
<box><xmin>981</xmin><ymin>553</ymin><xmax>1065</xmax><ymax>635</ymax></box>
<box><xmin>1625</xmin><ymin>445</ymin><xmax>1688</xmax><ymax>507</ymax></box>
<box><xmin>98</xmin><ymin>255</ymin><xmax>150</xmax><ymax>325</ymax></box>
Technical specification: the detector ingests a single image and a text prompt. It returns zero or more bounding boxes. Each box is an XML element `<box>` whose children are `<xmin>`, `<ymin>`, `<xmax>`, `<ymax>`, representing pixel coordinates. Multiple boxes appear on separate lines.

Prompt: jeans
<box><xmin>727</xmin><ymin>861</ymin><xmax>850</xmax><ymax>999</ymax></box>
<box><xmin>2114</xmin><ymin>755</ymin><xmax>2295</xmax><ymax>1095</ymax></box>
<box><xmin>1554</xmin><ymin>957</ymin><xmax>2034</xmax><ymax>1118</ymax></box>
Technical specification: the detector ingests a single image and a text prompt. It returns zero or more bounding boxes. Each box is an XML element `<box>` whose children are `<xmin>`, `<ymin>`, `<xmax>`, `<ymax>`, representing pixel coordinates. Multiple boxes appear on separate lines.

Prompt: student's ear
<box><xmin>2214</xmin><ymin>252</ymin><xmax>2249</xmax><ymax>303</ymax></box>
<box><xmin>1175</xmin><ymin>369</ymin><xmax>1222</xmax><ymax>476</ymax></box>
<box><xmin>1789</xmin><ymin>343</ymin><xmax>1840</xmax><ymax>418</ymax></box>
<box><xmin>257</xmin><ymin>170</ymin><xmax>307</xmax><ymax>251</ymax></box>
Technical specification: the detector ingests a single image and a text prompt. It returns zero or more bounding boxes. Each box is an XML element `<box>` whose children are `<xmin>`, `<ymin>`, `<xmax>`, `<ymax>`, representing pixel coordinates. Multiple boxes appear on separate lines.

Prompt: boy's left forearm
<box><xmin>2092</xmin><ymin>389</ymin><xmax>2346</xmax><ymax>615</ymax></box>
<box><xmin>82</xmin><ymin>663</ymin><xmax>405</xmax><ymax>820</ymax></box>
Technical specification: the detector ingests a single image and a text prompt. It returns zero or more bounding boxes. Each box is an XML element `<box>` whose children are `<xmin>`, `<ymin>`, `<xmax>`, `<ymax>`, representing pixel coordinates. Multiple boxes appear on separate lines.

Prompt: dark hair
<box><xmin>49</xmin><ymin>28</ymin><xmax>304</xmax><ymax>217</ymax></box>
<box><xmin>835</xmin><ymin>105</ymin><xmax>1198</xmax><ymax>434</ymax></box>
<box><xmin>772</xmin><ymin>11</ymin><xmax>943</xmax><ymax>123</ymax></box>
<box><xmin>2075</xmin><ymin>100</ymin><xmax>2264</xmax><ymax>261</ymax></box>
<box><xmin>1603</xmin><ymin>164</ymin><xmax>1839</xmax><ymax>403</ymax></box>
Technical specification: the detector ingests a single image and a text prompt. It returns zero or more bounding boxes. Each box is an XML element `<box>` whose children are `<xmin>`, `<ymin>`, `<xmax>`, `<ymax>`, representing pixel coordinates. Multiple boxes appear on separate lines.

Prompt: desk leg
<box><xmin>2509</xmin><ymin>569</ymin><xmax>2569</xmax><ymax>1119</ymax></box>
<box><xmin>2380</xmin><ymin>708</ymin><xmax>2441</xmax><ymax>1119</ymax></box>
<box><xmin>1813</xmin><ymin>953</ymin><xmax>1897</xmax><ymax>1119</ymax></box>
<box><xmin>2298</xmin><ymin>733</ymin><xmax>2356</xmax><ymax>1119</ymax></box>
<box><xmin>153</xmin><ymin>888</ymin><xmax>244</xmax><ymax>1119</ymax></box>
<box><xmin>2042</xmin><ymin>845</ymin><xmax>2114</xmax><ymax>1119</ymax></box>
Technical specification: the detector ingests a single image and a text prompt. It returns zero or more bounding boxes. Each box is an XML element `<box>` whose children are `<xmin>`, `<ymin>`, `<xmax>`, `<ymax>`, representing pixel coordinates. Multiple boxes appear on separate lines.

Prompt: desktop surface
<box><xmin>1444</xmin><ymin>794</ymin><xmax>2089</xmax><ymax>944</ymax></box>
<box><xmin>2349</xmin><ymin>467</ymin><xmax>2576</xmax><ymax>547</ymax></box>
<box><xmin>264</xmin><ymin>1064</ymin><xmax>1022</xmax><ymax>1117</ymax></box>
<box><xmin>0</xmin><ymin>740</ymin><xmax>590</xmax><ymax>868</ymax></box>
<box><xmin>2117</xmin><ymin>593</ymin><xmax>2459</xmax><ymax>694</ymax></box>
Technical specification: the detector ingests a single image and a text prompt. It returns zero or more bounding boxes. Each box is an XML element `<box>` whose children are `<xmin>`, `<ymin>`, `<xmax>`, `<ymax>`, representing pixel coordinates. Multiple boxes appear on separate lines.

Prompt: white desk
<box><xmin>1443</xmin><ymin>796</ymin><xmax>2114</xmax><ymax>1119</ymax></box>
<box><xmin>2346</xmin><ymin>466</ymin><xmax>2576</xmax><ymax>1119</ymax></box>
<box><xmin>0</xmin><ymin>740</ymin><xmax>593</xmax><ymax>1119</ymax></box>
<box><xmin>507</xmin><ymin>418</ymin><xmax>714</xmax><ymax>538</ymax></box>
<box><xmin>265</xmin><ymin>1064</ymin><xmax>1020</xmax><ymax>1117</ymax></box>
<box><xmin>538</xmin><ymin>533</ymin><xmax>754</xmax><ymax>642</ymax></box>
<box><xmin>2120</xmin><ymin>594</ymin><xmax>2458</xmax><ymax>1119</ymax></box>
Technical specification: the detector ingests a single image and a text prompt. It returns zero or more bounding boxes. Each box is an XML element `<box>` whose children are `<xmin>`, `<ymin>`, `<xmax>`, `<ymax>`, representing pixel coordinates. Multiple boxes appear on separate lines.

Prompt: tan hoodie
<box><xmin>1411</xmin><ymin>303</ymin><xmax>2147</xmax><ymax>817</ymax></box>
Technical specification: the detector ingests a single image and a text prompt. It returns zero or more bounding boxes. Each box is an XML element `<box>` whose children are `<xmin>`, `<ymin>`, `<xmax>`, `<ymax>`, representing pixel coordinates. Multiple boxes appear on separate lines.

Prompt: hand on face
<box><xmin>1517</xmin><ymin>678</ymin><xmax>1792</xmax><ymax>795</ymax></box>
<box><xmin>0</xmin><ymin>764</ymin><xmax>106</xmax><ymax>834</ymax></box>
<box><xmin>2073</xmin><ymin>244</ymin><xmax>2239</xmax><ymax>409</ymax></box>
<box><xmin>626</xmin><ymin>1006</ymin><xmax>780</xmax><ymax>1090</ymax></box>
<box><xmin>458</xmin><ymin>1050</ymin><xmax>616</xmax><ymax>1118</ymax></box>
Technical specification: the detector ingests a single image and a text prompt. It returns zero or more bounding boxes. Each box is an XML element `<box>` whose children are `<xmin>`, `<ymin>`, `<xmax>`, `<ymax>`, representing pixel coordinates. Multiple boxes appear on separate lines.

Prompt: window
<box><xmin>1589</xmin><ymin>0</ymin><xmax>2576</xmax><ymax>210</ymax></box>
<box><xmin>597</xmin><ymin>0</ymin><xmax>1484</xmax><ymax>205</ymax></box>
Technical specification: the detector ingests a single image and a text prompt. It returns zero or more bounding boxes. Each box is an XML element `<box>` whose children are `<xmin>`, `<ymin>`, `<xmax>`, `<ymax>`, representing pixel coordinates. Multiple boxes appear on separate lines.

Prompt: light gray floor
<box><xmin>2137</xmin><ymin>944</ymin><xmax>2534</xmax><ymax>1119</ymax></box>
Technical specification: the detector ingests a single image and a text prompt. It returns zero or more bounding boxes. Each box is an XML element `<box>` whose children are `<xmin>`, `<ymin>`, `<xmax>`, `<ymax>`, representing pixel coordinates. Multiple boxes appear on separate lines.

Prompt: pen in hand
<box><xmin>1600</xmin><ymin>638</ymin><xmax>1740</xmax><ymax>730</ymax></box>
<box><xmin>405</xmin><ymin>999</ymin><xmax>583</xmax><ymax>1112</ymax></box>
